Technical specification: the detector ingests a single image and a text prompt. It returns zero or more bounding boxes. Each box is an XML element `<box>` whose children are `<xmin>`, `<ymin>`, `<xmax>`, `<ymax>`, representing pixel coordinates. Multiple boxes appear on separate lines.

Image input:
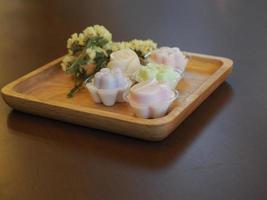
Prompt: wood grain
<box><xmin>1</xmin><ymin>52</ymin><xmax>233</xmax><ymax>141</ymax></box>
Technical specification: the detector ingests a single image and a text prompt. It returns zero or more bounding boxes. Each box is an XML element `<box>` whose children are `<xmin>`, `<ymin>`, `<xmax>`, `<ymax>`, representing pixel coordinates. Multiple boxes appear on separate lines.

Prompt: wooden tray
<box><xmin>1</xmin><ymin>52</ymin><xmax>233</xmax><ymax>141</ymax></box>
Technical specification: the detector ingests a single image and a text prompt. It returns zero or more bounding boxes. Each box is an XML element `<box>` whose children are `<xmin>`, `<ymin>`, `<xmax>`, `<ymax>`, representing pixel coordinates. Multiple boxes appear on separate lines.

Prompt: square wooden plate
<box><xmin>1</xmin><ymin>52</ymin><xmax>233</xmax><ymax>141</ymax></box>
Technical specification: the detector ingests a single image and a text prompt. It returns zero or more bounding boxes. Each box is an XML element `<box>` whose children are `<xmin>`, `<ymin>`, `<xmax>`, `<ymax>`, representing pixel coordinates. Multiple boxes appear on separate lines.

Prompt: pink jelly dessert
<box><xmin>86</xmin><ymin>68</ymin><xmax>132</xmax><ymax>106</ymax></box>
<box><xmin>125</xmin><ymin>80</ymin><xmax>178</xmax><ymax>119</ymax></box>
<box><xmin>149</xmin><ymin>47</ymin><xmax>188</xmax><ymax>73</ymax></box>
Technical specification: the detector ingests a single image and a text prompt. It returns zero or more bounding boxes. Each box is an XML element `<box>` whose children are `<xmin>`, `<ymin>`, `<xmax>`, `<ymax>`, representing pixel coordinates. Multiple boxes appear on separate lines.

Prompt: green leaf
<box><xmin>67</xmin><ymin>81</ymin><xmax>83</xmax><ymax>98</ymax></box>
<box><xmin>86</xmin><ymin>37</ymin><xmax>109</xmax><ymax>48</ymax></box>
<box><xmin>66</xmin><ymin>58</ymin><xmax>87</xmax><ymax>74</ymax></box>
<box><xmin>71</xmin><ymin>43</ymin><xmax>83</xmax><ymax>54</ymax></box>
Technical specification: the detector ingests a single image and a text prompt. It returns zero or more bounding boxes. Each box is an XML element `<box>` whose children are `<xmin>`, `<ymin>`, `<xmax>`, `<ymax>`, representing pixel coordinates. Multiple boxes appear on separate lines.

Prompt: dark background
<box><xmin>0</xmin><ymin>0</ymin><xmax>267</xmax><ymax>199</ymax></box>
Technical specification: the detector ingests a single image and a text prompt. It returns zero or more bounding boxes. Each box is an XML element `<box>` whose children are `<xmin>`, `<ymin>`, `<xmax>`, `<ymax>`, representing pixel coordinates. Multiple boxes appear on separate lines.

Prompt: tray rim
<box><xmin>1</xmin><ymin>52</ymin><xmax>233</xmax><ymax>127</ymax></box>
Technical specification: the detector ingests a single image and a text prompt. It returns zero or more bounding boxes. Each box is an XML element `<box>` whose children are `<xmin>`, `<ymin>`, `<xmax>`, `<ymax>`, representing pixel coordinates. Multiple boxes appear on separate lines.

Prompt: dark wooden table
<box><xmin>1</xmin><ymin>1</ymin><xmax>267</xmax><ymax>199</ymax></box>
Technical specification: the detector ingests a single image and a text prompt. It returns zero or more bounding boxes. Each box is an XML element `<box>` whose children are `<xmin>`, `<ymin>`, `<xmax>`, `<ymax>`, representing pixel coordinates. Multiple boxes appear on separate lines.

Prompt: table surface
<box><xmin>1</xmin><ymin>0</ymin><xmax>267</xmax><ymax>200</ymax></box>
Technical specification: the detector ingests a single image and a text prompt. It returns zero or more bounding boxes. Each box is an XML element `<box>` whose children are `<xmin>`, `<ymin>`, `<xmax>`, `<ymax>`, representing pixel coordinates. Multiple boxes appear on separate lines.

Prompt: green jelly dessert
<box><xmin>135</xmin><ymin>63</ymin><xmax>182</xmax><ymax>89</ymax></box>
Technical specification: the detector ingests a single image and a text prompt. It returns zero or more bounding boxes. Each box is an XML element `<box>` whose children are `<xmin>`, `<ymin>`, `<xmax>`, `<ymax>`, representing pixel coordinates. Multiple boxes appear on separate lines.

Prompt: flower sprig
<box><xmin>111</xmin><ymin>39</ymin><xmax>157</xmax><ymax>58</ymax></box>
<box><xmin>61</xmin><ymin>25</ymin><xmax>112</xmax><ymax>97</ymax></box>
<box><xmin>61</xmin><ymin>25</ymin><xmax>157</xmax><ymax>97</ymax></box>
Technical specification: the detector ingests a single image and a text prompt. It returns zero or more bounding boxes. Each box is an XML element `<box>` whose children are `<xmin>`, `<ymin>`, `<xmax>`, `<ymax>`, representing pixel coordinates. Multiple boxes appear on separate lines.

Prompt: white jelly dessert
<box><xmin>135</xmin><ymin>63</ymin><xmax>182</xmax><ymax>89</ymax></box>
<box><xmin>107</xmin><ymin>48</ymin><xmax>141</xmax><ymax>78</ymax></box>
<box><xmin>125</xmin><ymin>80</ymin><xmax>178</xmax><ymax>119</ymax></box>
<box><xmin>149</xmin><ymin>47</ymin><xmax>188</xmax><ymax>73</ymax></box>
<box><xmin>86</xmin><ymin>68</ymin><xmax>132</xmax><ymax>106</ymax></box>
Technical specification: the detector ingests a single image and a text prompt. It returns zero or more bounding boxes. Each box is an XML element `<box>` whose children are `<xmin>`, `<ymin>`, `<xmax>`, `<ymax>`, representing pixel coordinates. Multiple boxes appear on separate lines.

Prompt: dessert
<box><xmin>86</xmin><ymin>68</ymin><xmax>132</xmax><ymax>106</ymax></box>
<box><xmin>135</xmin><ymin>63</ymin><xmax>182</xmax><ymax>89</ymax></box>
<box><xmin>107</xmin><ymin>49</ymin><xmax>141</xmax><ymax>78</ymax></box>
<box><xmin>149</xmin><ymin>47</ymin><xmax>188</xmax><ymax>73</ymax></box>
<box><xmin>125</xmin><ymin>80</ymin><xmax>178</xmax><ymax>118</ymax></box>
